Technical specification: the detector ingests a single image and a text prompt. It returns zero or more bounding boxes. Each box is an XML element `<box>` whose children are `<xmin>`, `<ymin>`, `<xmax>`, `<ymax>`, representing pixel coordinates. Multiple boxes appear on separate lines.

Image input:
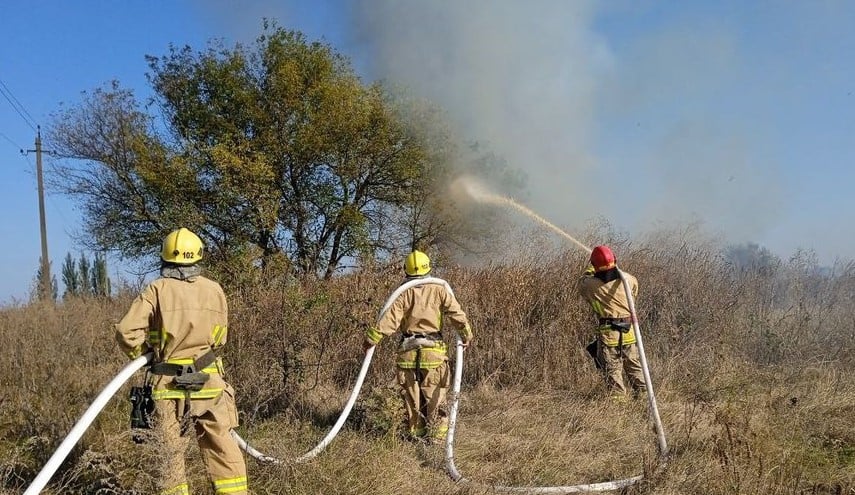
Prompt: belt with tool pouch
<box><xmin>150</xmin><ymin>350</ymin><xmax>217</xmax><ymax>391</ymax></box>
<box><xmin>598</xmin><ymin>317</ymin><xmax>634</xmax><ymax>354</ymax></box>
<box><xmin>399</xmin><ymin>332</ymin><xmax>442</xmax><ymax>352</ymax></box>
<box><xmin>599</xmin><ymin>317</ymin><xmax>632</xmax><ymax>332</ymax></box>
<box><xmin>397</xmin><ymin>333</ymin><xmax>447</xmax><ymax>370</ymax></box>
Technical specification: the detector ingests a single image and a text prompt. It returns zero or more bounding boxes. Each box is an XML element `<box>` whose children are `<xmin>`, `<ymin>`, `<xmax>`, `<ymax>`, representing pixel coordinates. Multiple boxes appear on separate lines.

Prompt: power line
<box><xmin>0</xmin><ymin>131</ymin><xmax>22</xmax><ymax>151</ymax></box>
<box><xmin>0</xmin><ymin>78</ymin><xmax>38</xmax><ymax>132</ymax></box>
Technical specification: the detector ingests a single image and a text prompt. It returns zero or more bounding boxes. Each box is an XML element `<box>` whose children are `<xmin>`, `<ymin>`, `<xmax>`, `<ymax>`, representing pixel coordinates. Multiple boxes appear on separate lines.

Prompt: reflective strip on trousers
<box><xmin>153</xmin><ymin>387</ymin><xmax>223</xmax><ymax>400</ymax></box>
<box><xmin>396</xmin><ymin>360</ymin><xmax>445</xmax><ymax>369</ymax></box>
<box><xmin>159</xmin><ymin>482</ymin><xmax>189</xmax><ymax>495</ymax></box>
<box><xmin>213</xmin><ymin>475</ymin><xmax>248</xmax><ymax>494</ymax></box>
<box><xmin>164</xmin><ymin>357</ymin><xmax>222</xmax><ymax>374</ymax></box>
<box><xmin>597</xmin><ymin>325</ymin><xmax>637</xmax><ymax>346</ymax></box>
<box><xmin>366</xmin><ymin>327</ymin><xmax>384</xmax><ymax>344</ymax></box>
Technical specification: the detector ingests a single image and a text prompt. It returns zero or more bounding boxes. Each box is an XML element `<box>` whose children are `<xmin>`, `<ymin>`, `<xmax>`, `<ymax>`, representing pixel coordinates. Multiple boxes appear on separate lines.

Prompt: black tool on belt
<box><xmin>149</xmin><ymin>350</ymin><xmax>217</xmax><ymax>391</ymax></box>
<box><xmin>585</xmin><ymin>340</ymin><xmax>605</xmax><ymax>370</ymax></box>
<box><xmin>129</xmin><ymin>383</ymin><xmax>155</xmax><ymax>443</ymax></box>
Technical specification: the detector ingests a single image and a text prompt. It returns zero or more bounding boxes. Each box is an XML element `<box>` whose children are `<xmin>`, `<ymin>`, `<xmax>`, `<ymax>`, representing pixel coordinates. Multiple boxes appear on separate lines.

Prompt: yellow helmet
<box><xmin>161</xmin><ymin>227</ymin><xmax>204</xmax><ymax>265</ymax></box>
<box><xmin>404</xmin><ymin>250</ymin><xmax>431</xmax><ymax>277</ymax></box>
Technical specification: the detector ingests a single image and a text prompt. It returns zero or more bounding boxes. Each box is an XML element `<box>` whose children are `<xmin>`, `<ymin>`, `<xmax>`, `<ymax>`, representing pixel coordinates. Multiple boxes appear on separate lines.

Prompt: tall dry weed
<box><xmin>1</xmin><ymin>226</ymin><xmax>853</xmax><ymax>494</ymax></box>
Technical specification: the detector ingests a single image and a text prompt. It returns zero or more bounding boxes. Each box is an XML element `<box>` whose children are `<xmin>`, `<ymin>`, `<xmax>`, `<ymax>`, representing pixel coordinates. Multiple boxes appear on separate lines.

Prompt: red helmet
<box><xmin>590</xmin><ymin>245</ymin><xmax>616</xmax><ymax>272</ymax></box>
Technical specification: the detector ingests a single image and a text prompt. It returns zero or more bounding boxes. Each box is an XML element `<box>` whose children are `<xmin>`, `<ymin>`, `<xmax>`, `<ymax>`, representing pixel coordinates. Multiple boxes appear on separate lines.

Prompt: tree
<box><xmin>92</xmin><ymin>252</ymin><xmax>111</xmax><ymax>297</ymax></box>
<box><xmin>47</xmin><ymin>23</ymin><xmax>443</xmax><ymax>283</ymax></box>
<box><xmin>59</xmin><ymin>251</ymin><xmax>112</xmax><ymax>298</ymax></box>
<box><xmin>724</xmin><ymin>242</ymin><xmax>781</xmax><ymax>276</ymax></box>
<box><xmin>34</xmin><ymin>258</ymin><xmax>57</xmax><ymax>302</ymax></box>
<box><xmin>78</xmin><ymin>253</ymin><xmax>92</xmax><ymax>295</ymax></box>
<box><xmin>61</xmin><ymin>253</ymin><xmax>79</xmax><ymax>298</ymax></box>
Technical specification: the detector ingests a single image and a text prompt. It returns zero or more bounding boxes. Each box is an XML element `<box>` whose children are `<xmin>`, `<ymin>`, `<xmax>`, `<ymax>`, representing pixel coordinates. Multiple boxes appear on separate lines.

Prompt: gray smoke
<box><xmin>347</xmin><ymin>0</ymin><xmax>786</xmax><ymax>248</ymax></box>
<box><xmin>196</xmin><ymin>1</ymin><xmax>849</xmax><ymax>261</ymax></box>
<box><xmin>350</xmin><ymin>0</ymin><xmax>607</xmax><ymax>229</ymax></box>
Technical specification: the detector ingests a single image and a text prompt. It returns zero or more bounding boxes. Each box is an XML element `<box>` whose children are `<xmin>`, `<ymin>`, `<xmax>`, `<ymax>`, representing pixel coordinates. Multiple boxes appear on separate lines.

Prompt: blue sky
<box><xmin>1</xmin><ymin>1</ymin><xmax>853</xmax><ymax>303</ymax></box>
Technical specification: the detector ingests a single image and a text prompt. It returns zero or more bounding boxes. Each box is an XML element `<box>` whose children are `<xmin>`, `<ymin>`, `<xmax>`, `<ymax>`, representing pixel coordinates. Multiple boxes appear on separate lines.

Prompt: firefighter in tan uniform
<box><xmin>363</xmin><ymin>250</ymin><xmax>474</xmax><ymax>442</ymax></box>
<box><xmin>578</xmin><ymin>245</ymin><xmax>646</xmax><ymax>401</ymax></box>
<box><xmin>116</xmin><ymin>228</ymin><xmax>248</xmax><ymax>495</ymax></box>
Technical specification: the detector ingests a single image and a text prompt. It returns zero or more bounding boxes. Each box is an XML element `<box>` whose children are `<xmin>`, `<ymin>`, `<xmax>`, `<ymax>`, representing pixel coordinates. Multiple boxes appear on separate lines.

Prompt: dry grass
<box><xmin>1</xmin><ymin>228</ymin><xmax>854</xmax><ymax>494</ymax></box>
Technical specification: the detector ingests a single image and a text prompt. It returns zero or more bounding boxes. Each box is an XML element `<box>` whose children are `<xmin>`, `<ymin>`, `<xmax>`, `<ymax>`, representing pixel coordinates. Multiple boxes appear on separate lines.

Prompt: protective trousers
<box><xmin>598</xmin><ymin>341</ymin><xmax>646</xmax><ymax>398</ymax></box>
<box><xmin>152</xmin><ymin>387</ymin><xmax>248</xmax><ymax>495</ymax></box>
<box><xmin>396</xmin><ymin>361</ymin><xmax>450</xmax><ymax>440</ymax></box>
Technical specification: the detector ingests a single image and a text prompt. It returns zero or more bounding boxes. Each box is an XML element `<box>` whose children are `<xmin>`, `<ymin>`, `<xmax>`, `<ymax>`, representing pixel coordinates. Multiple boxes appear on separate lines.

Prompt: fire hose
<box><xmin>443</xmin><ymin>267</ymin><xmax>669</xmax><ymax>493</ymax></box>
<box><xmin>23</xmin><ymin>353</ymin><xmax>153</xmax><ymax>495</ymax></box>
<box><xmin>22</xmin><ymin>276</ymin><xmax>434</xmax><ymax>493</ymax></box>
<box><xmin>24</xmin><ymin>273</ymin><xmax>667</xmax><ymax>493</ymax></box>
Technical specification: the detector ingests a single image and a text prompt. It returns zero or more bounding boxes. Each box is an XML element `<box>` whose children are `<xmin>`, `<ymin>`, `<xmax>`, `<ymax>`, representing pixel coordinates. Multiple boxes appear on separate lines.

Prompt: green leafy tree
<box><xmin>34</xmin><ymin>258</ymin><xmax>57</xmax><ymax>302</ymax></box>
<box><xmin>47</xmin><ymin>23</ymin><xmax>444</xmax><ymax>283</ymax></box>
<box><xmin>60</xmin><ymin>252</ymin><xmax>110</xmax><ymax>298</ymax></box>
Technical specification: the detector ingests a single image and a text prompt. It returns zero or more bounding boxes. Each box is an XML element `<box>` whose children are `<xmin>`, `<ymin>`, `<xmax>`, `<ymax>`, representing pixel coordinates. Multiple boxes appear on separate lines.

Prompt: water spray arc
<box><xmin>454</xmin><ymin>176</ymin><xmax>592</xmax><ymax>254</ymax></box>
<box><xmin>24</xmin><ymin>174</ymin><xmax>667</xmax><ymax>492</ymax></box>
<box><xmin>442</xmin><ymin>176</ymin><xmax>669</xmax><ymax>492</ymax></box>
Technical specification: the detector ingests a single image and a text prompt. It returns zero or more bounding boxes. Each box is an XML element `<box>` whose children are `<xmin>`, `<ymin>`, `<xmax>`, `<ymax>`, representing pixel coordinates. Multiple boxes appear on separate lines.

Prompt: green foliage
<box><xmin>32</xmin><ymin>258</ymin><xmax>57</xmax><ymax>302</ymax></box>
<box><xmin>48</xmin><ymin>22</ymin><xmax>477</xmax><ymax>286</ymax></box>
<box><xmin>92</xmin><ymin>252</ymin><xmax>111</xmax><ymax>297</ymax></box>
<box><xmin>61</xmin><ymin>253</ymin><xmax>78</xmax><ymax>298</ymax></box>
<box><xmin>351</xmin><ymin>386</ymin><xmax>406</xmax><ymax>437</ymax></box>
<box><xmin>59</xmin><ymin>252</ymin><xmax>112</xmax><ymax>299</ymax></box>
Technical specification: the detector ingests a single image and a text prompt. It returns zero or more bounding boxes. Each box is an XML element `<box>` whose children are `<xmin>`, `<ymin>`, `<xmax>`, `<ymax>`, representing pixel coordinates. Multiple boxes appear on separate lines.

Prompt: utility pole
<box><xmin>25</xmin><ymin>126</ymin><xmax>51</xmax><ymax>301</ymax></box>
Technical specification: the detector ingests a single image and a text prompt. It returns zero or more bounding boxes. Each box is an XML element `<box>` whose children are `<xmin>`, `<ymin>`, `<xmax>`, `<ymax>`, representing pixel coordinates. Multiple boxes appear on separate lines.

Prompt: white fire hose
<box><xmin>619</xmin><ymin>268</ymin><xmax>668</xmax><ymax>456</ymax></box>
<box><xmin>23</xmin><ymin>353</ymin><xmax>153</xmax><ymax>495</ymax></box>
<box><xmin>232</xmin><ymin>276</ymin><xmax>446</xmax><ymax>465</ymax></box>
<box><xmin>22</xmin><ymin>277</ymin><xmax>441</xmax><ymax>492</ymax></box>
<box><xmin>25</xmin><ymin>273</ymin><xmax>667</xmax><ymax>493</ymax></box>
<box><xmin>443</xmin><ymin>267</ymin><xmax>669</xmax><ymax>493</ymax></box>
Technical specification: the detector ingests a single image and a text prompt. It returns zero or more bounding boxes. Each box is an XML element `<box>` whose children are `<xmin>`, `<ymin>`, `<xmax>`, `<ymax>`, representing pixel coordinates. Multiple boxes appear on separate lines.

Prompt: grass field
<box><xmin>2</xmin><ymin>232</ymin><xmax>853</xmax><ymax>494</ymax></box>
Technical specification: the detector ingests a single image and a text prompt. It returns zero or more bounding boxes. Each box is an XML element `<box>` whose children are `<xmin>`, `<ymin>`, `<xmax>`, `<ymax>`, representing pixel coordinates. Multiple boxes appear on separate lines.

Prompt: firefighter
<box><xmin>578</xmin><ymin>245</ymin><xmax>646</xmax><ymax>402</ymax></box>
<box><xmin>363</xmin><ymin>250</ymin><xmax>474</xmax><ymax>443</ymax></box>
<box><xmin>115</xmin><ymin>228</ymin><xmax>248</xmax><ymax>495</ymax></box>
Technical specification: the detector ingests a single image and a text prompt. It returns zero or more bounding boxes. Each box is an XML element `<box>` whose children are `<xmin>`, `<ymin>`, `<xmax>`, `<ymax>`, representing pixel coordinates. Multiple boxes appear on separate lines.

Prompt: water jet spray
<box><xmin>451</xmin><ymin>175</ymin><xmax>592</xmax><ymax>254</ymax></box>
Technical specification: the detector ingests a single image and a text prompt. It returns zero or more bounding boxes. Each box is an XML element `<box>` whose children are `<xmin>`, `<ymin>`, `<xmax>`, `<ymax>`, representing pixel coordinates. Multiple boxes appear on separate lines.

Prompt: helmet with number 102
<box><xmin>161</xmin><ymin>227</ymin><xmax>204</xmax><ymax>265</ymax></box>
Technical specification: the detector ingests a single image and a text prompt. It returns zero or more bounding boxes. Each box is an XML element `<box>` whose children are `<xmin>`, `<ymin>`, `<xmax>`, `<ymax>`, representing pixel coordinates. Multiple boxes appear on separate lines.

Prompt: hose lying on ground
<box><xmin>233</xmin><ymin>275</ymin><xmax>446</xmax><ymax>464</ymax></box>
<box><xmin>25</xmin><ymin>273</ymin><xmax>668</xmax><ymax>494</ymax></box>
<box><xmin>443</xmin><ymin>267</ymin><xmax>669</xmax><ymax>493</ymax></box>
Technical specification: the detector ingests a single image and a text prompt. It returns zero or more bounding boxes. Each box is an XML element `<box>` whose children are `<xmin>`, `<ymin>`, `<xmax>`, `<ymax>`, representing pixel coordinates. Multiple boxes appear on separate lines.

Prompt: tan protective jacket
<box><xmin>115</xmin><ymin>275</ymin><xmax>230</xmax><ymax>400</ymax></box>
<box><xmin>578</xmin><ymin>269</ymin><xmax>639</xmax><ymax>347</ymax></box>
<box><xmin>365</xmin><ymin>279</ymin><xmax>473</xmax><ymax>369</ymax></box>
